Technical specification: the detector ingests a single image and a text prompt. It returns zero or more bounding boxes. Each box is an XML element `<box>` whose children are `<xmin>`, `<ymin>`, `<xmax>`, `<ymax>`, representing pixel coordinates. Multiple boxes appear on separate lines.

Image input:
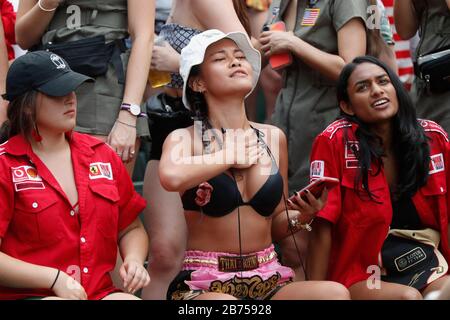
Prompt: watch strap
<box><xmin>120</xmin><ymin>103</ymin><xmax>148</xmax><ymax>118</ymax></box>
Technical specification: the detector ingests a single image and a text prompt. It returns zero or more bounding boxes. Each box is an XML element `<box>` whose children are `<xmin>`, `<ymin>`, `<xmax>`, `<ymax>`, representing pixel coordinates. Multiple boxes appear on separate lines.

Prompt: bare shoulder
<box><xmin>165</xmin><ymin>126</ymin><xmax>195</xmax><ymax>144</ymax></box>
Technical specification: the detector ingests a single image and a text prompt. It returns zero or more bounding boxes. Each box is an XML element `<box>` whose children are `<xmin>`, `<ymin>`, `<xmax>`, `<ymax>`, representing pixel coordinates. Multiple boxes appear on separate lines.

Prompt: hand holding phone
<box><xmin>265</xmin><ymin>21</ymin><xmax>293</xmax><ymax>70</ymax></box>
<box><xmin>288</xmin><ymin>177</ymin><xmax>339</xmax><ymax>205</ymax></box>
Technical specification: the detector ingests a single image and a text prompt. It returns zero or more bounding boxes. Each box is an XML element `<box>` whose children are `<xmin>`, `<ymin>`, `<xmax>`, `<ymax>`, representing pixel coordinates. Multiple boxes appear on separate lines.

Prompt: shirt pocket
<box><xmin>421</xmin><ymin>173</ymin><xmax>447</xmax><ymax>197</ymax></box>
<box><xmin>12</xmin><ymin>195</ymin><xmax>62</xmax><ymax>246</ymax></box>
<box><xmin>89</xmin><ymin>183</ymin><xmax>120</xmax><ymax>240</ymax></box>
<box><xmin>416</xmin><ymin>173</ymin><xmax>447</xmax><ymax>224</ymax></box>
<box><xmin>340</xmin><ymin>170</ymin><xmax>389</xmax><ymax>227</ymax></box>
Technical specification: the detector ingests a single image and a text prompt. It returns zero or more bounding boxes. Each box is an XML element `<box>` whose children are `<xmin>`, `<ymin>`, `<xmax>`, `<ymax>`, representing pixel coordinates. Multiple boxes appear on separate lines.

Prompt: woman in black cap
<box><xmin>16</xmin><ymin>0</ymin><xmax>154</xmax><ymax>170</ymax></box>
<box><xmin>0</xmin><ymin>51</ymin><xmax>150</xmax><ymax>300</ymax></box>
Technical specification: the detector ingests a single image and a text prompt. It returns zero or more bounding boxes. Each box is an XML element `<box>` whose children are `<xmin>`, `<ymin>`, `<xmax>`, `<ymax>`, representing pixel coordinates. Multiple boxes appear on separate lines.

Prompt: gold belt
<box><xmin>184</xmin><ymin>251</ymin><xmax>277</xmax><ymax>272</ymax></box>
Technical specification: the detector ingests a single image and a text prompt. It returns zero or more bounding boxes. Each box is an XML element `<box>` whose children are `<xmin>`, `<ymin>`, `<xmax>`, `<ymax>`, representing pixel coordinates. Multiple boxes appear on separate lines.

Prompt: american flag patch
<box><xmin>429</xmin><ymin>154</ymin><xmax>445</xmax><ymax>174</ymax></box>
<box><xmin>301</xmin><ymin>8</ymin><xmax>320</xmax><ymax>26</ymax></box>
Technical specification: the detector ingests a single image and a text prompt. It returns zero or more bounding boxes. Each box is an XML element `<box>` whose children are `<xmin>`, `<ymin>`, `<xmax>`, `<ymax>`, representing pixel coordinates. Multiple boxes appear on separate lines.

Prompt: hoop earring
<box><xmin>32</xmin><ymin>124</ymin><xmax>43</xmax><ymax>142</ymax></box>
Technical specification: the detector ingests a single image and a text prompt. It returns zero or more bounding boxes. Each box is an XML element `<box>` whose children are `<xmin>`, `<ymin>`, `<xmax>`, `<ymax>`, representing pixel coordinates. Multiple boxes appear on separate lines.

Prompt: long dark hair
<box><xmin>186</xmin><ymin>65</ymin><xmax>208</xmax><ymax>121</ymax></box>
<box><xmin>0</xmin><ymin>91</ymin><xmax>39</xmax><ymax>143</ymax></box>
<box><xmin>232</xmin><ymin>0</ymin><xmax>252</xmax><ymax>37</ymax></box>
<box><xmin>337</xmin><ymin>56</ymin><xmax>430</xmax><ymax>200</ymax></box>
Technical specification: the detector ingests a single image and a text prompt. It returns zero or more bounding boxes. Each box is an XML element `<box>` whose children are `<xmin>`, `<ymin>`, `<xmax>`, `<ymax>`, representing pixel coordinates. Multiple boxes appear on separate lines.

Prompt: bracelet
<box><xmin>289</xmin><ymin>214</ymin><xmax>314</xmax><ymax>232</ymax></box>
<box><xmin>50</xmin><ymin>269</ymin><xmax>60</xmax><ymax>290</ymax></box>
<box><xmin>116</xmin><ymin>119</ymin><xmax>136</xmax><ymax>128</ymax></box>
<box><xmin>38</xmin><ymin>0</ymin><xmax>58</xmax><ymax>12</ymax></box>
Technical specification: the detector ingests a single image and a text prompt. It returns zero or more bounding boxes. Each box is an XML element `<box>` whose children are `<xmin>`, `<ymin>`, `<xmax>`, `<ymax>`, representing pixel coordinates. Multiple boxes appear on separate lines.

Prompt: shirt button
<box><xmin>32</xmin><ymin>202</ymin><xmax>38</xmax><ymax>209</ymax></box>
<box><xmin>81</xmin><ymin>237</ymin><xmax>86</xmax><ymax>244</ymax></box>
<box><xmin>83</xmin><ymin>267</ymin><xmax>89</xmax><ymax>274</ymax></box>
<box><xmin>70</xmin><ymin>210</ymin><xmax>75</xmax><ymax>217</ymax></box>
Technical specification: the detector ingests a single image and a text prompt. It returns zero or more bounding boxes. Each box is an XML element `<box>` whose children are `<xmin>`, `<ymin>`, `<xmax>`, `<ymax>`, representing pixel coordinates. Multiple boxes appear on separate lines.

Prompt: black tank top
<box><xmin>390</xmin><ymin>196</ymin><xmax>423</xmax><ymax>230</ymax></box>
<box><xmin>181</xmin><ymin>127</ymin><xmax>283</xmax><ymax>217</ymax></box>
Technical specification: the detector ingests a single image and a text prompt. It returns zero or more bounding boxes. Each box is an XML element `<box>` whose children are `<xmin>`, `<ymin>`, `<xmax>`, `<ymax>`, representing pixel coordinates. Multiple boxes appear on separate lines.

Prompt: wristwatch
<box><xmin>120</xmin><ymin>103</ymin><xmax>148</xmax><ymax>118</ymax></box>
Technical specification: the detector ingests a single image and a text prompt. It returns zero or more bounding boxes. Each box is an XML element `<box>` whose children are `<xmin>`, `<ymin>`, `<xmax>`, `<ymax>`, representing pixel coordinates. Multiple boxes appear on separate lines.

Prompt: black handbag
<box><xmin>416</xmin><ymin>46</ymin><xmax>450</xmax><ymax>93</ymax></box>
<box><xmin>145</xmin><ymin>92</ymin><xmax>191</xmax><ymax>120</ymax></box>
<box><xmin>378</xmin><ymin>228</ymin><xmax>448</xmax><ymax>290</ymax></box>
<box><xmin>41</xmin><ymin>35</ymin><xmax>116</xmax><ymax>78</ymax></box>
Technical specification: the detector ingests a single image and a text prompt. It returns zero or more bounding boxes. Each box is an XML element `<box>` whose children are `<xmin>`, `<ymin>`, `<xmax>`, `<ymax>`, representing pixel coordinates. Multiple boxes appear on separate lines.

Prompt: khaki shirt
<box><xmin>413</xmin><ymin>0</ymin><xmax>450</xmax><ymax>57</ymax></box>
<box><xmin>271</xmin><ymin>0</ymin><xmax>368</xmax><ymax>191</ymax></box>
<box><xmin>37</xmin><ymin>0</ymin><xmax>149</xmax><ymax>137</ymax></box>
<box><xmin>42</xmin><ymin>0</ymin><xmax>128</xmax><ymax>44</ymax></box>
<box><xmin>412</xmin><ymin>0</ymin><xmax>450</xmax><ymax>135</ymax></box>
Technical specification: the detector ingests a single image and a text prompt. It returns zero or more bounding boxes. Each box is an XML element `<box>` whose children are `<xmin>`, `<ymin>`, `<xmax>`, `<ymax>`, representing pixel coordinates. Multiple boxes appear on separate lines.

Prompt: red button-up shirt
<box><xmin>0</xmin><ymin>133</ymin><xmax>146</xmax><ymax>300</ymax></box>
<box><xmin>310</xmin><ymin>119</ymin><xmax>450</xmax><ymax>288</ymax></box>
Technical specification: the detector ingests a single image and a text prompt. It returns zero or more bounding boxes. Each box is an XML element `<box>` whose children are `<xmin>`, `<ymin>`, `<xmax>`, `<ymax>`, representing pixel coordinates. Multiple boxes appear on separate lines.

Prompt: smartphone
<box><xmin>288</xmin><ymin>177</ymin><xmax>340</xmax><ymax>204</ymax></box>
<box><xmin>267</xmin><ymin>21</ymin><xmax>293</xmax><ymax>70</ymax></box>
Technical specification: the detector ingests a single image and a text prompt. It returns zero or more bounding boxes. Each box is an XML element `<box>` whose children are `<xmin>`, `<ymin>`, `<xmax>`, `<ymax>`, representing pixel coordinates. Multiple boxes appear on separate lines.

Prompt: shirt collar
<box><xmin>2</xmin><ymin>132</ymin><xmax>103</xmax><ymax>158</ymax></box>
<box><xmin>2</xmin><ymin>134</ymin><xmax>31</xmax><ymax>157</ymax></box>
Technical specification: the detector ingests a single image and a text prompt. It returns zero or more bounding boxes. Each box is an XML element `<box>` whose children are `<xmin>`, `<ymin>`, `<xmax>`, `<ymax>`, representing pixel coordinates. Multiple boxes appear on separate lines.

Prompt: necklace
<box><xmin>203</xmin><ymin>119</ymin><xmax>257</xmax><ymax>181</ymax></box>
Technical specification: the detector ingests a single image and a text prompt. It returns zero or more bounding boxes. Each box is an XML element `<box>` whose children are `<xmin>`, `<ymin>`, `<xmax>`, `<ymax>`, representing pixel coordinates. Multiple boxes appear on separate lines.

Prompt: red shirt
<box><xmin>0</xmin><ymin>133</ymin><xmax>146</xmax><ymax>300</ymax></box>
<box><xmin>0</xmin><ymin>0</ymin><xmax>16</xmax><ymax>60</ymax></box>
<box><xmin>310</xmin><ymin>119</ymin><xmax>450</xmax><ymax>288</ymax></box>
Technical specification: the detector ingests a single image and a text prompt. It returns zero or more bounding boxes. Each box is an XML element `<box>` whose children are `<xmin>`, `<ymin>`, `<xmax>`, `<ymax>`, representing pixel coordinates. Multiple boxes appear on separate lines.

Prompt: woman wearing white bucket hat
<box><xmin>141</xmin><ymin>0</ymin><xmax>253</xmax><ymax>300</ymax></box>
<box><xmin>159</xmin><ymin>30</ymin><xmax>349</xmax><ymax>300</ymax></box>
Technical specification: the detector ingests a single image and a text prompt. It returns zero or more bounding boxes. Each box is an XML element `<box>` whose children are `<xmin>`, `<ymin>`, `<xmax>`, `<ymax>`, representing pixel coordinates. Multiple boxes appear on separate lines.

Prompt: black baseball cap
<box><xmin>2</xmin><ymin>51</ymin><xmax>93</xmax><ymax>101</ymax></box>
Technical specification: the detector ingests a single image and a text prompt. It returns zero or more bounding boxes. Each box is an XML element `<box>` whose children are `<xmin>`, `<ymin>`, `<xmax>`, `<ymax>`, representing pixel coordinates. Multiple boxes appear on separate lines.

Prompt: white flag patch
<box><xmin>310</xmin><ymin>160</ymin><xmax>325</xmax><ymax>178</ymax></box>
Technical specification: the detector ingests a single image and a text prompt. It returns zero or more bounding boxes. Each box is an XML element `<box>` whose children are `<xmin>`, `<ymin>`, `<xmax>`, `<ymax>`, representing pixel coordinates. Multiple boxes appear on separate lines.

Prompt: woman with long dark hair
<box><xmin>307</xmin><ymin>56</ymin><xmax>450</xmax><ymax>299</ymax></box>
<box><xmin>159</xmin><ymin>29</ymin><xmax>349</xmax><ymax>300</ymax></box>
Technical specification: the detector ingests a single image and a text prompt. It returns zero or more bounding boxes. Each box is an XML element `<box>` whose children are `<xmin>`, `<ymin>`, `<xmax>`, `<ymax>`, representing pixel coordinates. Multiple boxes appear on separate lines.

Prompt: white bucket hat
<box><xmin>180</xmin><ymin>29</ymin><xmax>261</xmax><ymax>110</ymax></box>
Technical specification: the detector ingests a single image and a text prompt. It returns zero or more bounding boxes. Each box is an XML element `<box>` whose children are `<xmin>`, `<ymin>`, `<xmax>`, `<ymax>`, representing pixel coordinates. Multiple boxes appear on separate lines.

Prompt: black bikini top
<box><xmin>181</xmin><ymin>127</ymin><xmax>284</xmax><ymax>217</ymax></box>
